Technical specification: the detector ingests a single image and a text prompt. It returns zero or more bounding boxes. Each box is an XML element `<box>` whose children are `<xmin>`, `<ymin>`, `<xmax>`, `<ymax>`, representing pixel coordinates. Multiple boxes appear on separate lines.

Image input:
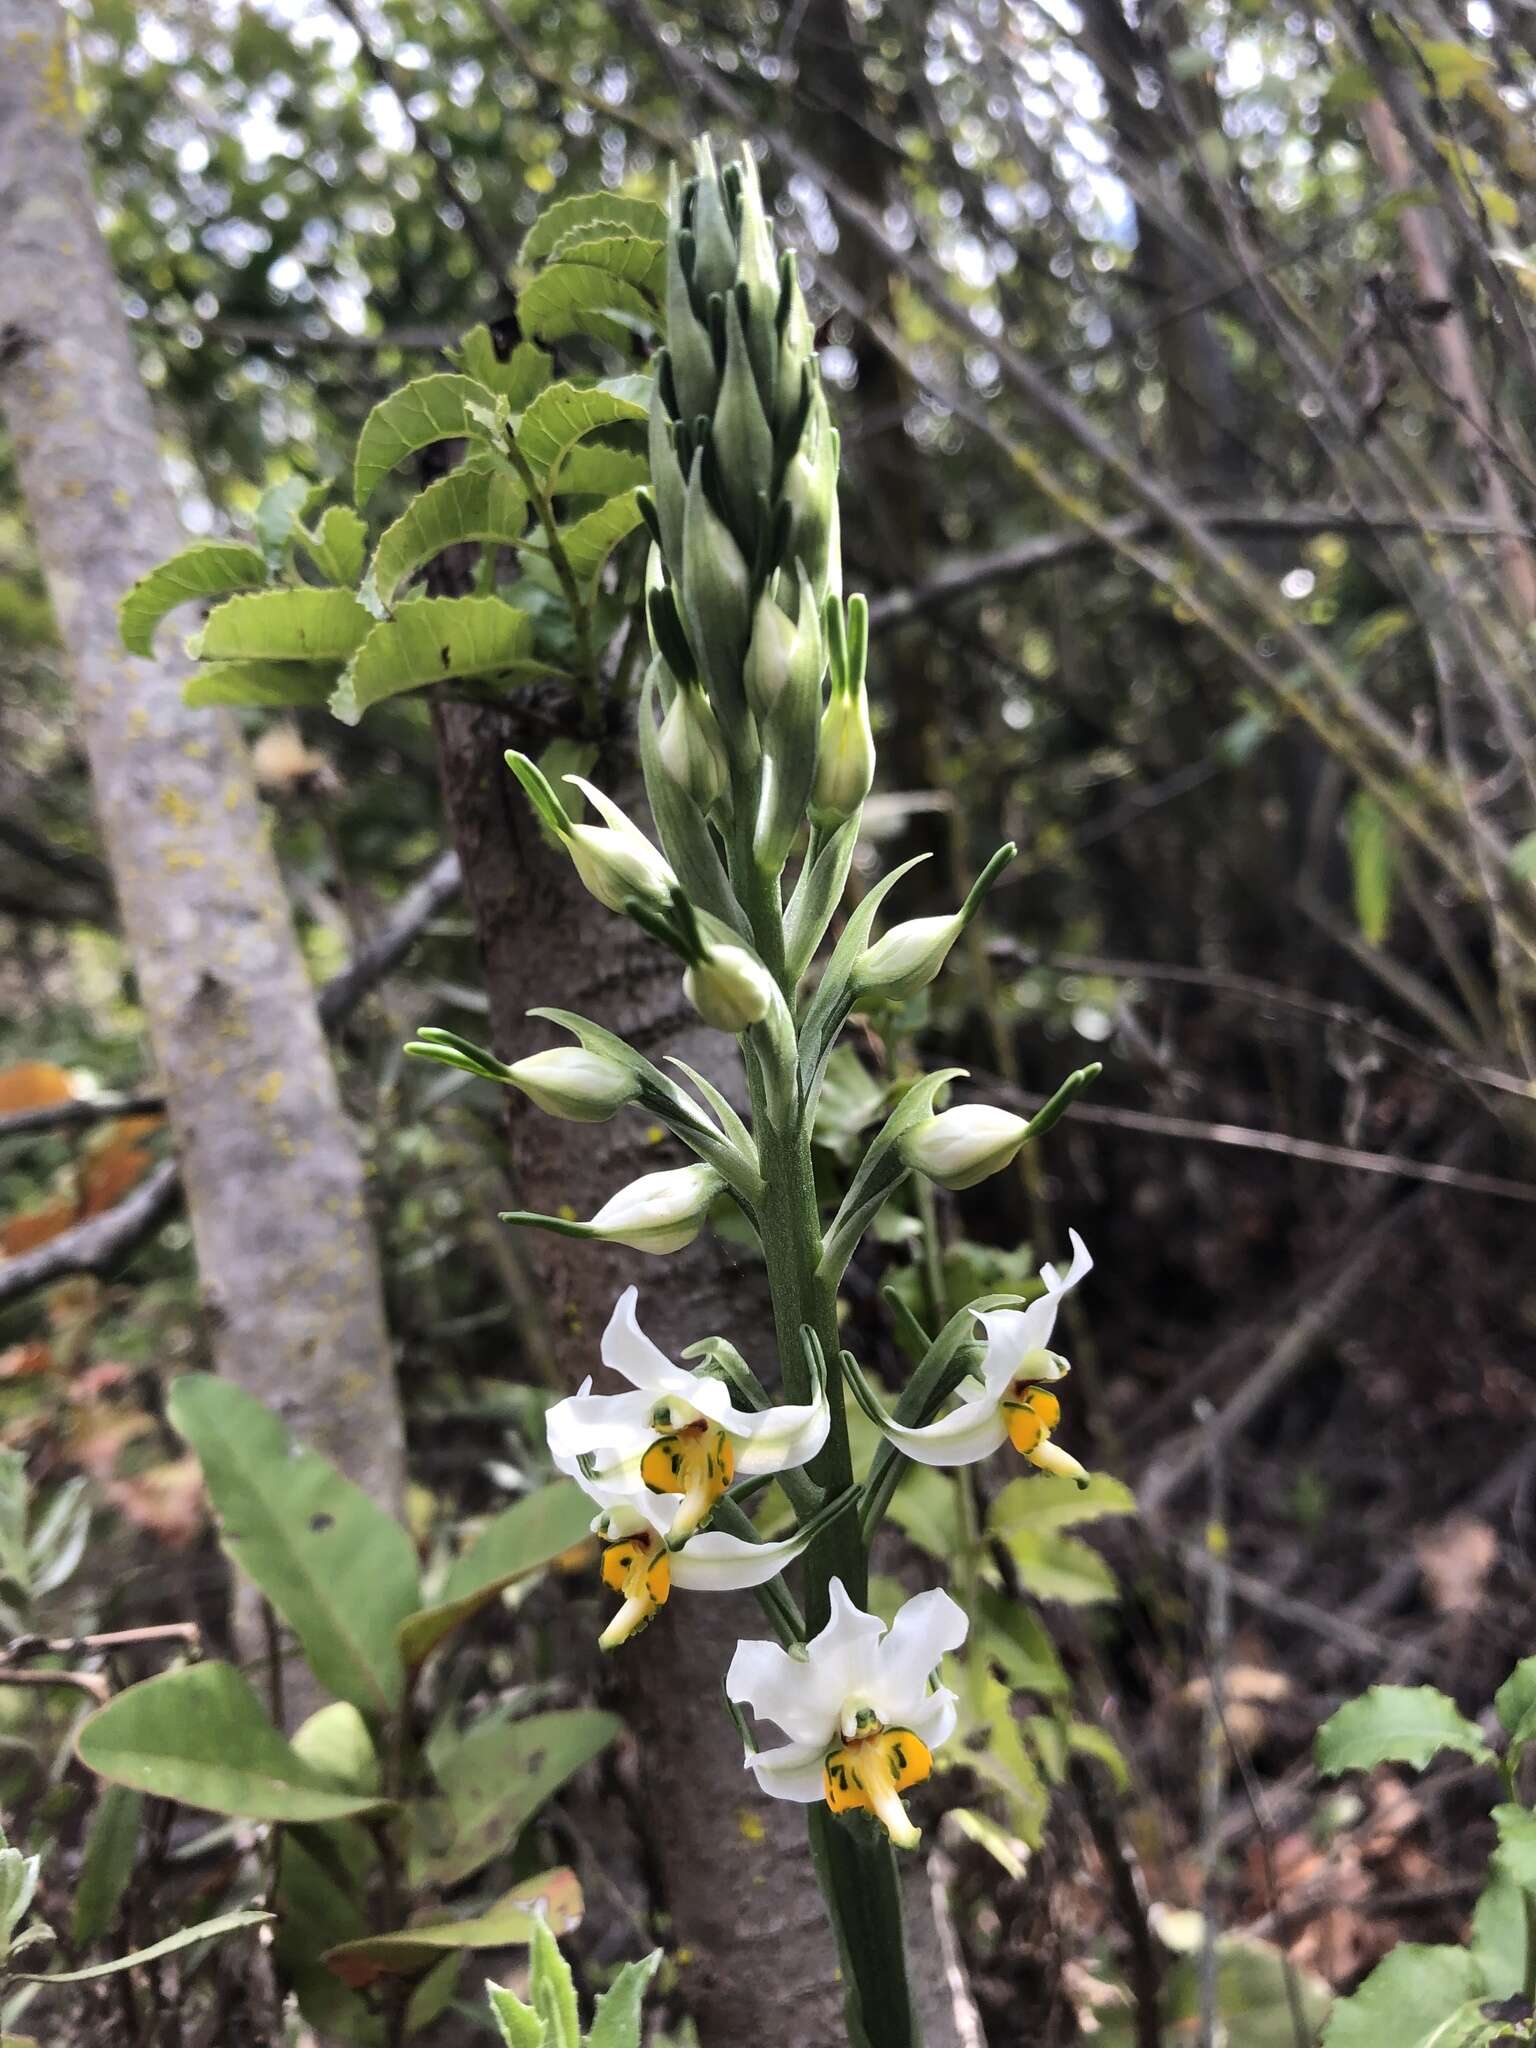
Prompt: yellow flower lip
<box><xmin>1001</xmin><ymin>1384</ymin><xmax>1089</xmax><ymax>1485</ymax></box>
<box><xmin>598</xmin><ymin>1530</ymin><xmax>672</xmax><ymax>1650</ymax></box>
<box><xmin>823</xmin><ymin>1723</ymin><xmax>934</xmax><ymax>1849</ymax></box>
<box><xmin>640</xmin><ymin>1419</ymin><xmax>736</xmax><ymax>1539</ymax></box>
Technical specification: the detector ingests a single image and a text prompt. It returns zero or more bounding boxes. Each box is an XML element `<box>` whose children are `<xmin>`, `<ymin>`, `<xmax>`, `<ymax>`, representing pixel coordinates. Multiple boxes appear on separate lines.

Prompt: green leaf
<box><xmin>553</xmin><ymin>444</ymin><xmax>649</xmax><ymax>499</ymax></box>
<box><xmin>1345</xmin><ymin>790</ymin><xmax>1395</xmax><ymax>945</ymax></box>
<box><xmin>1315</xmin><ymin>1685</ymin><xmax>1495</xmax><ymax>1776</ymax></box>
<box><xmin>300</xmin><ymin>506</ymin><xmax>368</xmax><ymax>584</ymax></box>
<box><xmin>519</xmin><ymin>191</ymin><xmax>668</xmax><ymax>266</ymax></box>
<box><xmin>1492</xmin><ymin>1803</ymin><xmax>1536</xmax><ymax>1889</ymax></box>
<box><xmin>988</xmin><ymin>1471</ymin><xmax>1136</xmax><ymax>1539</ymax></box>
<box><xmin>13</xmin><ymin>1908</ymin><xmax>273</xmax><ymax>1983</ymax></box>
<box><xmin>353</xmin><ymin>374</ymin><xmax>493</xmax><ymax>508</ymax></box>
<box><xmin>527</xmin><ymin>1915</ymin><xmax>580</xmax><ymax>2048</ymax></box>
<box><xmin>588</xmin><ymin>1948</ymin><xmax>663</xmax><ymax>2048</ymax></box>
<box><xmin>253</xmin><ymin>476</ymin><xmax>319</xmax><ymax>563</ymax></box>
<box><xmin>1415</xmin><ymin>38</ymin><xmax>1494</xmax><ymax>96</ymax></box>
<box><xmin>71</xmin><ymin>1785</ymin><xmax>143</xmax><ymax>1947</ymax></box>
<box><xmin>550</xmin><ymin>233</ymin><xmax>665</xmax><ymax>297</ymax></box>
<box><xmin>1005</xmin><ymin>1529</ymin><xmax>1119</xmax><ymax>1605</ymax></box>
<box><xmin>556</xmin><ymin>489</ymin><xmax>644</xmax><ymax>592</ymax></box>
<box><xmin>182</xmin><ymin>660</ymin><xmax>340</xmax><ymax>708</ymax></box>
<box><xmin>449</xmin><ymin>327</ymin><xmax>553</xmax><ymax>408</ymax></box>
<box><xmin>975</xmin><ymin>1589</ymin><xmax>1069</xmax><ymax>1698</ymax></box>
<box><xmin>77</xmin><ymin>1664</ymin><xmax>385</xmax><ymax>1821</ymax></box>
<box><xmin>487</xmin><ymin>1981</ymin><xmax>543</xmax><ymax>2048</ymax></box>
<box><xmin>169</xmin><ymin>1375</ymin><xmax>420</xmax><ymax>1719</ymax></box>
<box><xmin>322</xmin><ymin>1869</ymin><xmax>582</xmax><ymax>1987</ymax></box>
<box><xmin>191</xmin><ymin>587</ymin><xmax>373</xmax><ymax>663</ymax></box>
<box><xmin>515</xmin><ymin>382</ymin><xmax>649</xmax><ymax>487</ymax></box>
<box><xmin>1320</xmin><ymin>1944</ymin><xmax>1484</xmax><ymax>2048</ymax></box>
<box><xmin>1495</xmin><ymin>1656</ymin><xmax>1536</xmax><ymax>1739</ymax></box>
<box><xmin>371</xmin><ymin>470</ymin><xmax>530</xmax><ymax>607</ymax></box>
<box><xmin>119</xmin><ymin>543</ymin><xmax>268</xmax><ymax>656</ymax></box>
<box><xmin>414</xmin><ymin>1709</ymin><xmax>620</xmax><ymax>1888</ymax></box>
<box><xmin>345</xmin><ymin>595</ymin><xmax>539</xmax><ymax>715</ymax></box>
<box><xmin>1471</xmin><ymin>1865</ymin><xmax>1530</xmax><ymax>1997</ymax></box>
<box><xmin>291</xmin><ymin>1703</ymin><xmax>381</xmax><ymax>1794</ymax></box>
<box><xmin>400</xmin><ymin>1481</ymin><xmax>594</xmax><ymax>1668</ymax></box>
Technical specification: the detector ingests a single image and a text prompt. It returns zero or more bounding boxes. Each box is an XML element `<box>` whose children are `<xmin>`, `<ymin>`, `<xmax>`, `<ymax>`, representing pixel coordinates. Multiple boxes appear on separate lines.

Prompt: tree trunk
<box><xmin>0</xmin><ymin>0</ymin><xmax>403</xmax><ymax>1516</ymax></box>
<box><xmin>433</xmin><ymin>690</ymin><xmax>967</xmax><ymax>2045</ymax></box>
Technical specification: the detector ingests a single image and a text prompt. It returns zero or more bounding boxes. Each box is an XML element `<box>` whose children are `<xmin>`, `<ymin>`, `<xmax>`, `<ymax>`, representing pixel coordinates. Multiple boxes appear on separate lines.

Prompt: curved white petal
<box><xmin>670</xmin><ymin>1523</ymin><xmax>818</xmax><ymax>1591</ymax></box>
<box><xmin>870</xmin><ymin>1588</ymin><xmax>969</xmax><ymax>1727</ymax></box>
<box><xmin>745</xmin><ymin>1738</ymin><xmax>828</xmax><ymax>1804</ymax></box>
<box><xmin>976</xmin><ymin>1229</ymin><xmax>1093</xmax><ymax>1390</ymax></box>
<box><xmin>726</xmin><ymin>1639</ymin><xmax>830</xmax><ymax>1747</ymax></box>
<box><xmin>730</xmin><ymin>1388</ymin><xmax>831</xmax><ymax>1476</ymax></box>
<box><xmin>905</xmin><ymin>1683</ymin><xmax>960</xmax><ymax>1757</ymax></box>
<box><xmin>545</xmin><ymin>1384</ymin><xmax>657</xmax><ymax>1466</ymax></box>
<box><xmin>870</xmin><ymin>1395</ymin><xmax>1008</xmax><ymax>1468</ymax></box>
<box><xmin>600</xmin><ymin>1287</ymin><xmax>698</xmax><ymax>1399</ymax></box>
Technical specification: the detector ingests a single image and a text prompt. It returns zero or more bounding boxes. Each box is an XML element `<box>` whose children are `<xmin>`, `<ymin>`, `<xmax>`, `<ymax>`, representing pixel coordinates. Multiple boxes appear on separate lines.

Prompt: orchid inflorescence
<box><xmin>408</xmin><ymin>141</ymin><xmax>1101</xmax><ymax>2046</ymax></box>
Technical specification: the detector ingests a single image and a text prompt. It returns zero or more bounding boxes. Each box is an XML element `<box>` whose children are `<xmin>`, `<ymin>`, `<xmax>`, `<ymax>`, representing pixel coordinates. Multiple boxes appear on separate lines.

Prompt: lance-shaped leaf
<box><xmin>169</xmin><ymin>1374</ymin><xmax>420</xmax><ymax>1718</ymax></box>
<box><xmin>371</xmin><ymin>471</ymin><xmax>530</xmax><ymax>608</ymax></box>
<box><xmin>77</xmin><ymin>1663</ymin><xmax>388</xmax><ymax>1821</ymax></box>
<box><xmin>344</xmin><ymin>596</ymin><xmax>541</xmax><ymax>717</ymax></box>
<box><xmin>354</xmin><ymin>373</ymin><xmax>494</xmax><ymax>508</ymax></box>
<box><xmin>119</xmin><ymin>542</ymin><xmax>268</xmax><ymax>657</ymax></box>
<box><xmin>785</xmin><ymin>817</ymin><xmax>861</xmax><ymax>985</ymax></box>
<box><xmin>820</xmin><ymin>1070</ymin><xmax>966</xmax><ymax>1283</ymax></box>
<box><xmin>557</xmin><ymin>489</ymin><xmax>644</xmax><ymax>592</ymax></box>
<box><xmin>71</xmin><ymin>1785</ymin><xmax>143</xmax><ymax>1947</ymax></box>
<box><xmin>587</xmin><ymin>1949</ymin><xmax>664</xmax><ymax>2048</ymax></box>
<box><xmin>412</xmin><ymin>1711</ymin><xmax>620</xmax><ymax>1888</ymax></box>
<box><xmin>323</xmin><ymin>1869</ymin><xmax>582</xmax><ymax>1987</ymax></box>
<box><xmin>520</xmin><ymin>191</ymin><xmax>668</xmax><ymax>265</ymax></box>
<box><xmin>514</xmin><ymin>382</ymin><xmax>650</xmax><ymax>488</ymax></box>
<box><xmin>398</xmin><ymin>1481</ymin><xmax>596</xmax><ymax>1669</ymax></box>
<box><xmin>13</xmin><ymin>1909</ymin><xmax>273</xmax><ymax>1983</ymax></box>
<box><xmin>449</xmin><ymin>326</ymin><xmax>553</xmax><ymax>407</ymax></box>
<box><xmin>190</xmin><ymin>587</ymin><xmax>373</xmax><ymax>664</ymax></box>
<box><xmin>519</xmin><ymin>264</ymin><xmax>658</xmax><ymax>349</ymax></box>
<box><xmin>183</xmin><ymin>660</ymin><xmax>340</xmax><ymax>709</ymax></box>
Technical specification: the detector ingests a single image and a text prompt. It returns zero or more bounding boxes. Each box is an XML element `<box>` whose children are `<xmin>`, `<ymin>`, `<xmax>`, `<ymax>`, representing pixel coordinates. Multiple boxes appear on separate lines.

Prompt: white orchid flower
<box><xmin>726</xmin><ymin>1580</ymin><xmax>967</xmax><ymax>1847</ymax></box>
<box><xmin>849</xmin><ymin>1231</ymin><xmax>1093</xmax><ymax>1479</ymax></box>
<box><xmin>546</xmin><ymin>1287</ymin><xmax>834</xmax><ymax>1645</ymax></box>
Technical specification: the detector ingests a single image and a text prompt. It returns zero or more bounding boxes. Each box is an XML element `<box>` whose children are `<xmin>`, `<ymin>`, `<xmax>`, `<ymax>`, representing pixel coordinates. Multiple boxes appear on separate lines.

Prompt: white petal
<box><xmin>726</xmin><ymin>1639</ymin><xmax>831</xmax><ymax>1747</ymax></box>
<box><xmin>976</xmin><ymin>1231</ymin><xmax>1093</xmax><ymax>1389</ymax></box>
<box><xmin>545</xmin><ymin>1385</ymin><xmax>656</xmax><ymax>1465</ymax></box>
<box><xmin>745</xmin><ymin>1738</ymin><xmax>828</xmax><ymax>1804</ymax></box>
<box><xmin>905</xmin><ymin>1683</ymin><xmax>959</xmax><ymax>1756</ymax></box>
<box><xmin>802</xmin><ymin>1578</ymin><xmax>889</xmax><ymax>1725</ymax></box>
<box><xmin>670</xmin><ymin>1523</ymin><xmax>818</xmax><ymax>1591</ymax></box>
<box><xmin>600</xmin><ymin>1287</ymin><xmax>696</xmax><ymax>1399</ymax></box>
<box><xmin>870</xmin><ymin>1589</ymin><xmax>968</xmax><ymax>1728</ymax></box>
<box><xmin>730</xmin><ymin>1388</ymin><xmax>831</xmax><ymax>1476</ymax></box>
<box><xmin>869</xmin><ymin>1395</ymin><xmax>1008</xmax><ymax>1468</ymax></box>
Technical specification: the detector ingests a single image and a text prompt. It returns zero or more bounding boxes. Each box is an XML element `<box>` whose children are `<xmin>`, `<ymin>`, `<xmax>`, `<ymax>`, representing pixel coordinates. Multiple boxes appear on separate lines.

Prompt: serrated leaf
<box><xmin>553</xmin><ymin>443</ymin><xmax>650</xmax><ymax>499</ymax></box>
<box><xmin>322</xmin><ymin>1869</ymin><xmax>581</xmax><ymax>1987</ymax></box>
<box><xmin>346</xmin><ymin>595</ymin><xmax>538</xmax><ymax>714</ymax></box>
<box><xmin>557</xmin><ymin>490</ymin><xmax>644</xmax><ymax>592</ymax></box>
<box><xmin>1320</xmin><ymin>1944</ymin><xmax>1485</xmax><ymax>2048</ymax></box>
<box><xmin>77</xmin><ymin>1663</ymin><xmax>386</xmax><ymax>1821</ymax></box>
<box><xmin>988</xmin><ymin>1471</ymin><xmax>1136</xmax><ymax>1539</ymax></box>
<box><xmin>14</xmin><ymin>1908</ymin><xmax>272</xmax><ymax>1983</ymax></box>
<box><xmin>450</xmin><ymin>326</ymin><xmax>553</xmax><ymax>408</ymax></box>
<box><xmin>588</xmin><ymin>1948</ymin><xmax>662</xmax><ymax>2048</ymax></box>
<box><xmin>300</xmin><ymin>506</ymin><xmax>368</xmax><ymax>584</ymax></box>
<box><xmin>413</xmin><ymin>1710</ymin><xmax>620</xmax><ymax>1888</ymax></box>
<box><xmin>371</xmin><ymin>471</ymin><xmax>530</xmax><ymax>607</ymax></box>
<box><xmin>169</xmin><ymin>1375</ymin><xmax>420</xmax><ymax>1719</ymax></box>
<box><xmin>1315</xmin><ymin>1685</ymin><xmax>1495</xmax><ymax>1776</ymax></box>
<box><xmin>192</xmin><ymin>587</ymin><xmax>372</xmax><ymax>664</ymax></box>
<box><xmin>1493</xmin><ymin>1803</ymin><xmax>1536</xmax><ymax>1888</ymax></box>
<box><xmin>551</xmin><ymin>233</ymin><xmax>665</xmax><ymax>297</ymax></box>
<box><xmin>253</xmin><ymin>476</ymin><xmax>317</xmax><ymax>563</ymax></box>
<box><xmin>399</xmin><ymin>1480</ymin><xmax>594</xmax><ymax>1668</ymax></box>
<box><xmin>120</xmin><ymin>543</ymin><xmax>269</xmax><ymax>657</ymax></box>
<box><xmin>528</xmin><ymin>1916</ymin><xmax>580</xmax><ymax>2048</ymax></box>
<box><xmin>515</xmin><ymin>382</ymin><xmax>649</xmax><ymax>486</ymax></box>
<box><xmin>488</xmin><ymin>1980</ymin><xmax>543</xmax><ymax>2048</ymax></box>
<box><xmin>518</xmin><ymin>264</ymin><xmax>658</xmax><ymax>348</ymax></box>
<box><xmin>1497</xmin><ymin>1657</ymin><xmax>1536</xmax><ymax>1739</ymax></box>
<box><xmin>519</xmin><ymin>191</ymin><xmax>668</xmax><ymax>266</ymax></box>
<box><xmin>182</xmin><ymin>660</ymin><xmax>339</xmax><ymax>708</ymax></box>
<box><xmin>1471</xmin><ymin>1865</ymin><xmax>1530</xmax><ymax>1997</ymax></box>
<box><xmin>353</xmin><ymin>374</ymin><xmax>493</xmax><ymax>508</ymax></box>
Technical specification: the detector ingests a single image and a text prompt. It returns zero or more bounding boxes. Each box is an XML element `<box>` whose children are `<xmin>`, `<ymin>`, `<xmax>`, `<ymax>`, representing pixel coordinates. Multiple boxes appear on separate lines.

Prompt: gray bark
<box><xmin>0</xmin><ymin>0</ymin><xmax>403</xmax><ymax>1511</ymax></box>
<box><xmin>433</xmin><ymin>692</ymin><xmax>967</xmax><ymax>2045</ymax></box>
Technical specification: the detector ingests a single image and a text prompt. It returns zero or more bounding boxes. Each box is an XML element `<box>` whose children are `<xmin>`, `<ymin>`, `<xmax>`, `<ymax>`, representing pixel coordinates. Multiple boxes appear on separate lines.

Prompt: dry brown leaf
<box><xmin>1415</xmin><ymin>1515</ymin><xmax>1498</xmax><ymax>1615</ymax></box>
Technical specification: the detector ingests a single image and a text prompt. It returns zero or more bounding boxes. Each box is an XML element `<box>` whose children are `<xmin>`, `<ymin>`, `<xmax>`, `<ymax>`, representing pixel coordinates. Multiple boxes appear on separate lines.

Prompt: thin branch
<box><xmin>1</xmin><ymin>1094</ymin><xmax>168</xmax><ymax>1144</ymax></box>
<box><xmin>0</xmin><ymin>851</ymin><xmax>462</xmax><ymax>1305</ymax></box>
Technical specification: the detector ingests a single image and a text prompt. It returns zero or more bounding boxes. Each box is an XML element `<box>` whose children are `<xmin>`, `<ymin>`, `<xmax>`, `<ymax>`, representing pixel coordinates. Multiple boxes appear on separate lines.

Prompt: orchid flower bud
<box><xmin>588</xmin><ymin>1164</ymin><xmax>722</xmax><ymax>1254</ymax></box>
<box><xmin>811</xmin><ymin>678</ymin><xmax>874</xmax><ymax>829</ymax></box>
<box><xmin>854</xmin><ymin>910</ymin><xmax>964</xmax><ymax>1003</ymax></box>
<box><xmin>683</xmin><ymin>941</ymin><xmax>776</xmax><ymax>1033</ymax></box>
<box><xmin>899</xmin><ymin>1104</ymin><xmax>1030</xmax><ymax>1191</ymax></box>
<box><xmin>657</xmin><ymin>678</ymin><xmax>729</xmax><ymax>810</ymax></box>
<box><xmin>506</xmin><ymin>1047</ymin><xmax>639</xmax><ymax>1124</ymax></box>
<box><xmin>505</xmin><ymin>753</ymin><xmax>678</xmax><ymax>918</ymax></box>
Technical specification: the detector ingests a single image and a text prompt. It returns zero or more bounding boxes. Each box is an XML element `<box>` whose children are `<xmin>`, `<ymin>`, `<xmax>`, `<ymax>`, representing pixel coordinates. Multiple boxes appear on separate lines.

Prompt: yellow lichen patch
<box><xmin>253</xmin><ymin>1070</ymin><xmax>284</xmax><ymax>1107</ymax></box>
<box><xmin>162</xmin><ymin>848</ymin><xmax>205</xmax><ymax>871</ymax></box>
<box><xmin>737</xmin><ymin>1808</ymin><xmax>766</xmax><ymax>1844</ymax></box>
<box><xmin>645</xmin><ymin>1124</ymin><xmax>665</xmax><ymax>1145</ymax></box>
<box><xmin>156</xmin><ymin>786</ymin><xmax>200</xmax><ymax>829</ymax></box>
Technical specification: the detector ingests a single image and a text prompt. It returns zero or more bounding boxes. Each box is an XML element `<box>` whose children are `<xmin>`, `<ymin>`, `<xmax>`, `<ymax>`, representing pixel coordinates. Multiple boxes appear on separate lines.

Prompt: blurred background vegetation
<box><xmin>2</xmin><ymin>0</ymin><xmax>1535</xmax><ymax>2041</ymax></box>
